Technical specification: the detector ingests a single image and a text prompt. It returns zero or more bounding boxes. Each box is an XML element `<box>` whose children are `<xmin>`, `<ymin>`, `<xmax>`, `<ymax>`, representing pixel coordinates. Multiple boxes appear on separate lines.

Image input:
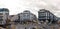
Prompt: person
<box><xmin>32</xmin><ymin>27</ymin><xmax>36</xmax><ymax>29</ymax></box>
<box><xmin>25</xmin><ymin>27</ymin><xmax>26</xmax><ymax>29</ymax></box>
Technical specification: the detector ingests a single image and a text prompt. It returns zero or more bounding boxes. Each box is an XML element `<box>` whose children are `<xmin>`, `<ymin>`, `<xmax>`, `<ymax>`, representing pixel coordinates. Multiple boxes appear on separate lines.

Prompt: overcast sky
<box><xmin>0</xmin><ymin>0</ymin><xmax>60</xmax><ymax>17</ymax></box>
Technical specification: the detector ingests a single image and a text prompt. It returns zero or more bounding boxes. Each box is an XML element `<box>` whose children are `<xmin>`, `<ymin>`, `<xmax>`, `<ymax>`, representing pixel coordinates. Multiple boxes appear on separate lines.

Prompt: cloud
<box><xmin>0</xmin><ymin>0</ymin><xmax>60</xmax><ymax>17</ymax></box>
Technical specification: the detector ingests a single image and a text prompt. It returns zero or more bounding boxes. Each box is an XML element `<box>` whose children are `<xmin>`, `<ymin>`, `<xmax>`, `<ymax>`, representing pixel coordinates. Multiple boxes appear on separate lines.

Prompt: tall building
<box><xmin>0</xmin><ymin>8</ymin><xmax>9</xmax><ymax>25</ymax></box>
<box><xmin>18</xmin><ymin>10</ymin><xmax>37</xmax><ymax>22</ymax></box>
<box><xmin>38</xmin><ymin>9</ymin><xmax>57</xmax><ymax>23</ymax></box>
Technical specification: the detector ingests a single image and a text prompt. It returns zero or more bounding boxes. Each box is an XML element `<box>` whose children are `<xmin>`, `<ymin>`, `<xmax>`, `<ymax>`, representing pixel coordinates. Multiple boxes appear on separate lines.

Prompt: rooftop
<box><xmin>39</xmin><ymin>9</ymin><xmax>49</xmax><ymax>12</ymax></box>
<box><xmin>0</xmin><ymin>8</ymin><xmax>9</xmax><ymax>12</ymax></box>
<box><xmin>23</xmin><ymin>10</ymin><xmax>30</xmax><ymax>12</ymax></box>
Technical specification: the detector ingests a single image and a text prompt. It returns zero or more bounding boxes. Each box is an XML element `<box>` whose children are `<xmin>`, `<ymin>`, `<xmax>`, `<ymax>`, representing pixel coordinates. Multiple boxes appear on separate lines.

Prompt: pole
<box><xmin>6</xmin><ymin>19</ymin><xmax>11</xmax><ymax>29</ymax></box>
<box><xmin>36</xmin><ymin>19</ymin><xmax>39</xmax><ymax>29</ymax></box>
<box><xmin>11</xmin><ymin>22</ymin><xmax>16</xmax><ymax>29</ymax></box>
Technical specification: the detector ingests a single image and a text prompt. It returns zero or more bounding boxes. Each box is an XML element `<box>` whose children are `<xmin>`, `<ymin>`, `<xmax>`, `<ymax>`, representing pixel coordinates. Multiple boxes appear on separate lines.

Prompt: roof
<box><xmin>23</xmin><ymin>10</ymin><xmax>30</xmax><ymax>12</ymax></box>
<box><xmin>0</xmin><ymin>8</ymin><xmax>9</xmax><ymax>12</ymax></box>
<box><xmin>38</xmin><ymin>9</ymin><xmax>49</xmax><ymax>12</ymax></box>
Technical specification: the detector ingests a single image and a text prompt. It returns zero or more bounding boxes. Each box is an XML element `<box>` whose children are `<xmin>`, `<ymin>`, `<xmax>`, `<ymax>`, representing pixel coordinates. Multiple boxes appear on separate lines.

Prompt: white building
<box><xmin>18</xmin><ymin>10</ymin><xmax>37</xmax><ymax>22</ymax></box>
<box><xmin>38</xmin><ymin>9</ymin><xmax>58</xmax><ymax>24</ymax></box>
<box><xmin>0</xmin><ymin>8</ymin><xmax>9</xmax><ymax>25</ymax></box>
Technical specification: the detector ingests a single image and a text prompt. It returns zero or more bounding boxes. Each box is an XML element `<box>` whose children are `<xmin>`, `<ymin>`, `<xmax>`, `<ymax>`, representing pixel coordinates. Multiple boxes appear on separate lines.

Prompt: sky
<box><xmin>0</xmin><ymin>0</ymin><xmax>60</xmax><ymax>17</ymax></box>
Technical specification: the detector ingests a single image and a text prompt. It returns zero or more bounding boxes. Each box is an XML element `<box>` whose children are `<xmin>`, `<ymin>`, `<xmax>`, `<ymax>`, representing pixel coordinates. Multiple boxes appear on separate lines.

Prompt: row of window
<box><xmin>0</xmin><ymin>13</ymin><xmax>9</xmax><ymax>15</ymax></box>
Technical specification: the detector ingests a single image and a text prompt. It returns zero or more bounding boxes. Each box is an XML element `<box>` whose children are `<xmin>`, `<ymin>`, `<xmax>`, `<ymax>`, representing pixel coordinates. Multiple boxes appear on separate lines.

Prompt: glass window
<box><xmin>39</xmin><ymin>13</ymin><xmax>46</xmax><ymax>16</ymax></box>
<box><xmin>6</xmin><ymin>13</ymin><xmax>9</xmax><ymax>15</ymax></box>
<box><xmin>0</xmin><ymin>16</ymin><xmax>3</xmax><ymax>19</ymax></box>
<box><xmin>39</xmin><ymin>16</ymin><xmax>46</xmax><ymax>18</ymax></box>
<box><xmin>0</xmin><ymin>19</ymin><xmax>3</xmax><ymax>21</ymax></box>
<box><xmin>0</xmin><ymin>21</ymin><xmax>2</xmax><ymax>24</ymax></box>
<box><xmin>23</xmin><ymin>14</ymin><xmax>30</xmax><ymax>19</ymax></box>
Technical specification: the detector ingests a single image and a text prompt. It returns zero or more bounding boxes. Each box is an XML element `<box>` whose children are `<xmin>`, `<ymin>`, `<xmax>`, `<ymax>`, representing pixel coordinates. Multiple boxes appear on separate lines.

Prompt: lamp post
<box><xmin>36</xmin><ymin>19</ymin><xmax>39</xmax><ymax>29</ymax></box>
<box><xmin>6</xmin><ymin>19</ymin><xmax>11</xmax><ymax>29</ymax></box>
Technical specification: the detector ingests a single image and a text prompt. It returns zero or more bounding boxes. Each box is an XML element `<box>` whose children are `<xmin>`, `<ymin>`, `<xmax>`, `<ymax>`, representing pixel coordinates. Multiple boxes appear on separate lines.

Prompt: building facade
<box><xmin>0</xmin><ymin>8</ymin><xmax>9</xmax><ymax>25</ymax></box>
<box><xmin>38</xmin><ymin>9</ymin><xmax>57</xmax><ymax>23</ymax></box>
<box><xmin>18</xmin><ymin>10</ymin><xmax>37</xmax><ymax>22</ymax></box>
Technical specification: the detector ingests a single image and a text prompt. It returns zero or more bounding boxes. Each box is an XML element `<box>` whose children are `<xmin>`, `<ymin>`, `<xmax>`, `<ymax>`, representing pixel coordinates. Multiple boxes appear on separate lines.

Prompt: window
<box><xmin>0</xmin><ymin>21</ymin><xmax>2</xmax><ymax>24</ymax></box>
<box><xmin>23</xmin><ymin>14</ymin><xmax>30</xmax><ymax>19</ymax></box>
<box><xmin>6</xmin><ymin>13</ymin><xmax>9</xmax><ymax>15</ymax></box>
<box><xmin>39</xmin><ymin>13</ymin><xmax>46</xmax><ymax>16</ymax></box>
<box><xmin>0</xmin><ymin>16</ymin><xmax>3</xmax><ymax>19</ymax></box>
<box><xmin>0</xmin><ymin>19</ymin><xmax>3</xmax><ymax>21</ymax></box>
<box><xmin>39</xmin><ymin>16</ymin><xmax>46</xmax><ymax>18</ymax></box>
<box><xmin>0</xmin><ymin>19</ymin><xmax>3</xmax><ymax>24</ymax></box>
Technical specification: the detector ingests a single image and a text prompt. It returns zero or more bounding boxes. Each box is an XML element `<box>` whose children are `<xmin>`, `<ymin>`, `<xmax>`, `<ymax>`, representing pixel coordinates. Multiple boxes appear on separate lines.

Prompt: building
<box><xmin>0</xmin><ymin>8</ymin><xmax>9</xmax><ymax>25</ymax></box>
<box><xmin>57</xmin><ymin>18</ymin><xmax>60</xmax><ymax>24</ymax></box>
<box><xmin>18</xmin><ymin>10</ymin><xmax>37</xmax><ymax>23</ymax></box>
<box><xmin>8</xmin><ymin>15</ymin><xmax>18</xmax><ymax>21</ymax></box>
<box><xmin>38</xmin><ymin>9</ymin><xmax>57</xmax><ymax>23</ymax></box>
